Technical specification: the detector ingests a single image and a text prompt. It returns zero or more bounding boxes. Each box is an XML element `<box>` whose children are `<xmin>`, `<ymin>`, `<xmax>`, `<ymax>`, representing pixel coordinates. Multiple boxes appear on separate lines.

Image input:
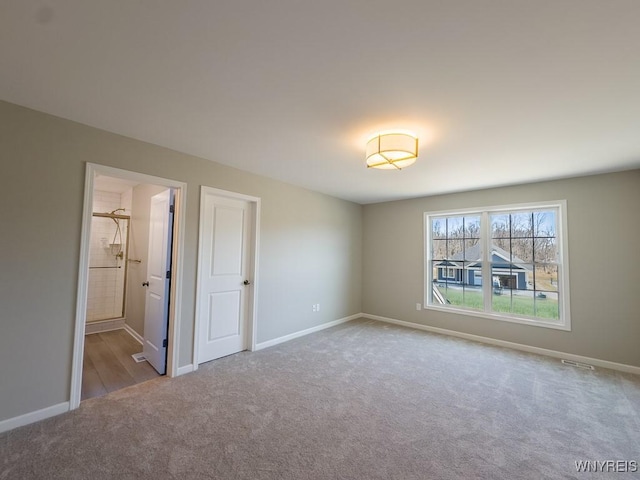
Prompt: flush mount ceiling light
<box><xmin>365</xmin><ymin>130</ymin><xmax>418</xmax><ymax>170</ymax></box>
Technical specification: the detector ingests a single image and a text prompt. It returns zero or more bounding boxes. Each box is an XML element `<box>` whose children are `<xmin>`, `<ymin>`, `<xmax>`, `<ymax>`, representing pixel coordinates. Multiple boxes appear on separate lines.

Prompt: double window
<box><xmin>425</xmin><ymin>201</ymin><xmax>570</xmax><ymax>330</ymax></box>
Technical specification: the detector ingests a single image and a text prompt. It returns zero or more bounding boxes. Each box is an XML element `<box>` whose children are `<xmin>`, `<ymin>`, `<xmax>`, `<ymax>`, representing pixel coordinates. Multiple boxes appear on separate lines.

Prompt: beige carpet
<box><xmin>1</xmin><ymin>319</ymin><xmax>639</xmax><ymax>479</ymax></box>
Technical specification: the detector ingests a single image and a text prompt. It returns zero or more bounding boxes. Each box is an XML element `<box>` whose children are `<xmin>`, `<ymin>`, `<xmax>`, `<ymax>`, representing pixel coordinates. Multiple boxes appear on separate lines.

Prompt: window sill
<box><xmin>423</xmin><ymin>304</ymin><xmax>571</xmax><ymax>331</ymax></box>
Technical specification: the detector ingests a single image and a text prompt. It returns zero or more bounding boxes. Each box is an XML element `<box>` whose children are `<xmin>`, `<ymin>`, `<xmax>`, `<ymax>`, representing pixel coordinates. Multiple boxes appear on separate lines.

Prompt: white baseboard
<box><xmin>0</xmin><ymin>402</ymin><xmax>69</xmax><ymax>434</ymax></box>
<box><xmin>176</xmin><ymin>364</ymin><xmax>195</xmax><ymax>376</ymax></box>
<box><xmin>123</xmin><ymin>324</ymin><xmax>144</xmax><ymax>345</ymax></box>
<box><xmin>362</xmin><ymin>313</ymin><xmax>640</xmax><ymax>375</ymax></box>
<box><xmin>255</xmin><ymin>313</ymin><xmax>361</xmax><ymax>351</ymax></box>
<box><xmin>85</xmin><ymin>318</ymin><xmax>125</xmax><ymax>335</ymax></box>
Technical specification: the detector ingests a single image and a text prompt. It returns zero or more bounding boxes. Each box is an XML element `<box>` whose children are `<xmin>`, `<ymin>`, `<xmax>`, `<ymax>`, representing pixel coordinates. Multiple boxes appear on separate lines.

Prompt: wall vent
<box><xmin>561</xmin><ymin>359</ymin><xmax>595</xmax><ymax>370</ymax></box>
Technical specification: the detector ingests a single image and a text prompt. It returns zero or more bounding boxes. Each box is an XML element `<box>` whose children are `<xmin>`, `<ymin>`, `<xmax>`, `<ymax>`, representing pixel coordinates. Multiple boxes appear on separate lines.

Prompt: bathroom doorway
<box><xmin>71</xmin><ymin>164</ymin><xmax>187</xmax><ymax>408</ymax></box>
<box><xmin>82</xmin><ymin>176</ymin><xmax>163</xmax><ymax>400</ymax></box>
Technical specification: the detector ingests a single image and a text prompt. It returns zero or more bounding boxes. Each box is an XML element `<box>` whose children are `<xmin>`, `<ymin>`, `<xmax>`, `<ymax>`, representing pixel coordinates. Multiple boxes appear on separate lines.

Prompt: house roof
<box><xmin>439</xmin><ymin>242</ymin><xmax>531</xmax><ymax>270</ymax></box>
<box><xmin>2</xmin><ymin>1</ymin><xmax>640</xmax><ymax>204</ymax></box>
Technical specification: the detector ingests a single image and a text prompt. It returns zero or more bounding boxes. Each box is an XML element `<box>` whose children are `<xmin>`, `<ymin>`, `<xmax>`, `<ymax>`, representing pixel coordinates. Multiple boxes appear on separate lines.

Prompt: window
<box><xmin>425</xmin><ymin>201</ymin><xmax>570</xmax><ymax>330</ymax></box>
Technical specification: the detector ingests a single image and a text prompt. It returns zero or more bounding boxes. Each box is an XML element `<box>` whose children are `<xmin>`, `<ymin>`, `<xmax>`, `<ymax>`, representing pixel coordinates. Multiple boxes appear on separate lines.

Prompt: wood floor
<box><xmin>82</xmin><ymin>329</ymin><xmax>160</xmax><ymax>401</ymax></box>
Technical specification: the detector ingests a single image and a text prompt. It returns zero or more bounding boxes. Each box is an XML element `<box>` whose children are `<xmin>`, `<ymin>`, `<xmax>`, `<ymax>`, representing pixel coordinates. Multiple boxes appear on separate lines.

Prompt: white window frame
<box><xmin>424</xmin><ymin>200</ymin><xmax>571</xmax><ymax>331</ymax></box>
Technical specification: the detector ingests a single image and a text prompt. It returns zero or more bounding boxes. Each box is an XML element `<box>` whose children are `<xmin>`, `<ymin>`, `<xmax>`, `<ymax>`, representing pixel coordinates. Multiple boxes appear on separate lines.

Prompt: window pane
<box><xmin>492</xmin><ymin>264</ymin><xmax>515</xmax><ymax>291</ymax></box>
<box><xmin>459</xmin><ymin>261</ymin><xmax>470</xmax><ymax>285</ymax></box>
<box><xmin>431</xmin><ymin>240</ymin><xmax>447</xmax><ymax>260</ymax></box>
<box><xmin>534</xmin><ymin>264</ymin><xmax>558</xmax><ymax>292</ymax></box>
<box><xmin>511</xmin><ymin>237</ymin><xmax>533</xmax><ymax>262</ymax></box>
<box><xmin>491</xmin><ymin>214</ymin><xmax>510</xmax><ymax>239</ymax></box>
<box><xmin>508</xmin><ymin>264</ymin><xmax>534</xmax><ymax>291</ymax></box>
<box><xmin>491</xmin><ymin>251</ymin><xmax>511</xmax><ymax>273</ymax></box>
<box><xmin>511</xmin><ymin>294</ymin><xmax>535</xmax><ymax>317</ymax></box>
<box><xmin>432</xmin><ymin>218</ymin><xmax>447</xmax><ymax>240</ymax></box>
<box><xmin>464</xmin><ymin>239</ymin><xmax>481</xmax><ymax>261</ymax></box>
<box><xmin>432</xmin><ymin>280</ymin><xmax>444</xmax><ymax>303</ymax></box>
<box><xmin>441</xmin><ymin>284</ymin><xmax>463</xmax><ymax>307</ymax></box>
<box><xmin>462</xmin><ymin>285</ymin><xmax>483</xmax><ymax>310</ymax></box>
<box><xmin>464</xmin><ymin>216</ymin><xmax>481</xmax><ymax>239</ymax></box>
<box><xmin>432</xmin><ymin>260</ymin><xmax>444</xmax><ymax>284</ymax></box>
<box><xmin>533</xmin><ymin>210</ymin><xmax>556</xmax><ymax>237</ymax></box>
<box><xmin>447</xmin><ymin>216</ymin><xmax>464</xmax><ymax>239</ymax></box>
<box><xmin>491</xmin><ymin>237</ymin><xmax>511</xmax><ymax>260</ymax></box>
<box><xmin>534</xmin><ymin>292</ymin><xmax>559</xmax><ymax>320</ymax></box>
<box><xmin>511</xmin><ymin>212</ymin><xmax>533</xmax><ymax>237</ymax></box>
<box><xmin>447</xmin><ymin>239</ymin><xmax>464</xmax><ymax>259</ymax></box>
<box><xmin>492</xmin><ymin>290</ymin><xmax>539</xmax><ymax>318</ymax></box>
<box><xmin>469</xmin><ymin>263</ymin><xmax>483</xmax><ymax>288</ymax></box>
<box><xmin>492</xmin><ymin>288</ymin><xmax>511</xmax><ymax>313</ymax></box>
<box><xmin>534</xmin><ymin>237</ymin><xmax>557</xmax><ymax>263</ymax></box>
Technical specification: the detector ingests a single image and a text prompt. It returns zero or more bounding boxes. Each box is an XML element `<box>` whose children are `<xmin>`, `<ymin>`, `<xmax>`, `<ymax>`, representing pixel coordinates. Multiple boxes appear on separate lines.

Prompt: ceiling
<box><xmin>2</xmin><ymin>1</ymin><xmax>639</xmax><ymax>204</ymax></box>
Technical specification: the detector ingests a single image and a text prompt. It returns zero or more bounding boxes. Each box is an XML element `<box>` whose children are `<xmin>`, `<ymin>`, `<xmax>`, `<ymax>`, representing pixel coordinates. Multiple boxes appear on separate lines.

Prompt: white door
<box><xmin>143</xmin><ymin>189</ymin><xmax>174</xmax><ymax>374</ymax></box>
<box><xmin>197</xmin><ymin>191</ymin><xmax>252</xmax><ymax>364</ymax></box>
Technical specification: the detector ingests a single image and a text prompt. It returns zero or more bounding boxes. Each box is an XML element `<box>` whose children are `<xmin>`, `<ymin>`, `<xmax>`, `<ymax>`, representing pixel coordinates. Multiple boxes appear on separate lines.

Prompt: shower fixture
<box><xmin>107</xmin><ymin>209</ymin><xmax>126</xmax><ymax>259</ymax></box>
<box><xmin>88</xmin><ymin>209</ymin><xmax>132</xmax><ymax>323</ymax></box>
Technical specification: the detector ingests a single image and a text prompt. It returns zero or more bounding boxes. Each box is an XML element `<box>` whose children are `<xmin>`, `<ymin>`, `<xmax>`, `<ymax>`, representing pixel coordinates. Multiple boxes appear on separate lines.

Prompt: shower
<box><xmin>86</xmin><ymin>208</ymin><xmax>131</xmax><ymax>323</ymax></box>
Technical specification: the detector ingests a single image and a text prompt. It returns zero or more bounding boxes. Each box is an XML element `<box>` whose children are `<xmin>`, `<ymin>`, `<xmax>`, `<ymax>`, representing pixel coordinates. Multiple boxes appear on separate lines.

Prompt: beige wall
<box><xmin>363</xmin><ymin>170</ymin><xmax>640</xmax><ymax>368</ymax></box>
<box><xmin>0</xmin><ymin>100</ymin><xmax>362</xmax><ymax>422</ymax></box>
<box><xmin>125</xmin><ymin>184</ymin><xmax>167</xmax><ymax>337</ymax></box>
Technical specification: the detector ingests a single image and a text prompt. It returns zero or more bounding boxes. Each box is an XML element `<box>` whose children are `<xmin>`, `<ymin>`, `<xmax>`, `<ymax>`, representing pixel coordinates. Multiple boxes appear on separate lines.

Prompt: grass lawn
<box><xmin>440</xmin><ymin>287</ymin><xmax>559</xmax><ymax>320</ymax></box>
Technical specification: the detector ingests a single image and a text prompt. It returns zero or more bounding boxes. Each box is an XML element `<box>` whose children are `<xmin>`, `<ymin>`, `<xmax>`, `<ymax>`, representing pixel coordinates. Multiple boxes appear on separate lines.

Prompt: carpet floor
<box><xmin>1</xmin><ymin>318</ymin><xmax>639</xmax><ymax>479</ymax></box>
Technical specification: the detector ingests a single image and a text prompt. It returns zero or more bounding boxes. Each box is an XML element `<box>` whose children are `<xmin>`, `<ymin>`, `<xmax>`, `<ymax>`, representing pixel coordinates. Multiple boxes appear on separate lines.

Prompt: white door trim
<box><xmin>71</xmin><ymin>163</ymin><xmax>187</xmax><ymax>410</ymax></box>
<box><xmin>193</xmin><ymin>186</ymin><xmax>260</xmax><ymax>370</ymax></box>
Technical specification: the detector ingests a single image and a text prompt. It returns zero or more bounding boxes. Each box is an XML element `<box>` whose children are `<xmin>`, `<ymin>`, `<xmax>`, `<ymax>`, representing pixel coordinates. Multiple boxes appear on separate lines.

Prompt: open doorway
<box><xmin>71</xmin><ymin>164</ymin><xmax>187</xmax><ymax>409</ymax></box>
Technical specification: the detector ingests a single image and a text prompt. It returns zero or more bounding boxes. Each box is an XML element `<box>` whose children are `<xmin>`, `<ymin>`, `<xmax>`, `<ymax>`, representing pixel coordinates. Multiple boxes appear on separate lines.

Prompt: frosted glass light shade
<box><xmin>366</xmin><ymin>131</ymin><xmax>418</xmax><ymax>170</ymax></box>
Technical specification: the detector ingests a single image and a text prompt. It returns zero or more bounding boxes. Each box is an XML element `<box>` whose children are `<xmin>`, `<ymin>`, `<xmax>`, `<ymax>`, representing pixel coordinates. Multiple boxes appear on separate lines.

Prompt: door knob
<box><xmin>243</xmin><ymin>280</ymin><xmax>251</xmax><ymax>286</ymax></box>
<box><xmin>142</xmin><ymin>281</ymin><xmax>150</xmax><ymax>287</ymax></box>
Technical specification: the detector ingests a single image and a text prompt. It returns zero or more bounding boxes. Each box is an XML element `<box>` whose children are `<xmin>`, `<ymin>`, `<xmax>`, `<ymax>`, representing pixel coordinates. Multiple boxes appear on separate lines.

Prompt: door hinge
<box><xmin>166</xmin><ymin>270</ymin><xmax>171</xmax><ymax>279</ymax></box>
<box><xmin>169</xmin><ymin>204</ymin><xmax>175</xmax><ymax>214</ymax></box>
<box><xmin>162</xmin><ymin>339</ymin><xmax>168</xmax><ymax>348</ymax></box>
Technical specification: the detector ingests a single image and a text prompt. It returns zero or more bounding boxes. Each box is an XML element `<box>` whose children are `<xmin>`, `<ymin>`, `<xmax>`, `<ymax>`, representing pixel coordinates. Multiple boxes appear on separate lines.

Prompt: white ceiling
<box><xmin>2</xmin><ymin>1</ymin><xmax>639</xmax><ymax>204</ymax></box>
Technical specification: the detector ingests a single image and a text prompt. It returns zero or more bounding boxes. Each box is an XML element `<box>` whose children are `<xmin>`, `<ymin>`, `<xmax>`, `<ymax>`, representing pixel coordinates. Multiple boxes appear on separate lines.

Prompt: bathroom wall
<box><xmin>86</xmin><ymin>190</ymin><xmax>131</xmax><ymax>322</ymax></box>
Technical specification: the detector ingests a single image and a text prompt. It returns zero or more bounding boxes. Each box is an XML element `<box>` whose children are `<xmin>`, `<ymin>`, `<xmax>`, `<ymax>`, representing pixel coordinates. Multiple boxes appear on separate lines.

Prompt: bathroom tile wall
<box><xmin>87</xmin><ymin>190</ymin><xmax>130</xmax><ymax>322</ymax></box>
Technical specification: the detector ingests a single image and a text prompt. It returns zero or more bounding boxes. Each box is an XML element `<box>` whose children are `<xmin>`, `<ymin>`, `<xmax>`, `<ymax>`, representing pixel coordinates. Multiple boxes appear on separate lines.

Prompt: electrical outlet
<box><xmin>316</xmin><ymin>303</ymin><xmax>320</xmax><ymax>312</ymax></box>
<box><xmin>416</xmin><ymin>303</ymin><xmax>422</xmax><ymax>311</ymax></box>
<box><xmin>312</xmin><ymin>303</ymin><xmax>321</xmax><ymax>312</ymax></box>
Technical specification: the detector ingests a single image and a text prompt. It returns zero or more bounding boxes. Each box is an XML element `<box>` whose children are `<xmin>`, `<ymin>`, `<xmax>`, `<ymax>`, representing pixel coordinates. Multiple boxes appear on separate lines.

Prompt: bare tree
<box><xmin>432</xmin><ymin>216</ymin><xmax>480</xmax><ymax>260</ymax></box>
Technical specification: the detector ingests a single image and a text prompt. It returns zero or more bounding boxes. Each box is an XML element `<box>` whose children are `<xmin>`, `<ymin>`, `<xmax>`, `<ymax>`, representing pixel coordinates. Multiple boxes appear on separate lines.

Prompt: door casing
<box><xmin>71</xmin><ymin>163</ymin><xmax>187</xmax><ymax>409</ymax></box>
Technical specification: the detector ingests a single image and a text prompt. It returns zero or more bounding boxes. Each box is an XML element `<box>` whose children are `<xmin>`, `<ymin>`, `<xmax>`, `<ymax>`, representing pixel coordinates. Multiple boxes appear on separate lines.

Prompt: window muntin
<box><xmin>425</xmin><ymin>202</ymin><xmax>569</xmax><ymax>330</ymax></box>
